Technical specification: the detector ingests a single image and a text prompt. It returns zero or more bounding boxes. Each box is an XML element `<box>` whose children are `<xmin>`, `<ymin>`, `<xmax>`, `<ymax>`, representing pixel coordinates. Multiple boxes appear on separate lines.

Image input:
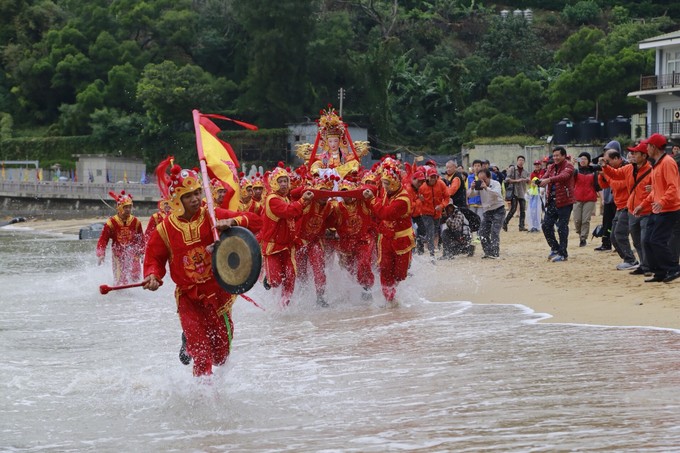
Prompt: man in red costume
<box><xmin>295</xmin><ymin>176</ymin><xmax>336</xmax><ymax>306</ymax></box>
<box><xmin>238</xmin><ymin>173</ymin><xmax>263</xmax><ymax>215</ymax></box>
<box><xmin>97</xmin><ymin>190</ymin><xmax>144</xmax><ymax>285</ymax></box>
<box><xmin>259</xmin><ymin>165</ymin><xmax>314</xmax><ymax>308</ymax></box>
<box><xmin>144</xmin><ymin>198</ymin><xmax>171</xmax><ymax>244</ymax></box>
<box><xmin>335</xmin><ymin>179</ymin><xmax>376</xmax><ymax>301</ymax></box>
<box><xmin>251</xmin><ymin>173</ymin><xmax>266</xmax><ymax>204</ymax></box>
<box><xmin>210</xmin><ymin>178</ymin><xmax>228</xmax><ymax>208</ymax></box>
<box><xmin>142</xmin><ymin>161</ymin><xmax>261</xmax><ymax>377</ymax></box>
<box><xmin>362</xmin><ymin>162</ymin><xmax>415</xmax><ymax>306</ymax></box>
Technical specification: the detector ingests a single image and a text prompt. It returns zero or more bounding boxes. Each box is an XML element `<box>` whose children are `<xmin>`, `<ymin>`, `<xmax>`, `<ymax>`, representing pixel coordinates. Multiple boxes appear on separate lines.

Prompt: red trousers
<box><xmin>339</xmin><ymin>239</ymin><xmax>374</xmax><ymax>289</ymax></box>
<box><xmin>176</xmin><ymin>283</ymin><xmax>235</xmax><ymax>376</ymax></box>
<box><xmin>295</xmin><ymin>241</ymin><xmax>326</xmax><ymax>296</ymax></box>
<box><xmin>264</xmin><ymin>249</ymin><xmax>296</xmax><ymax>307</ymax></box>
<box><xmin>378</xmin><ymin>249</ymin><xmax>411</xmax><ymax>302</ymax></box>
<box><xmin>112</xmin><ymin>251</ymin><xmax>141</xmax><ymax>285</ymax></box>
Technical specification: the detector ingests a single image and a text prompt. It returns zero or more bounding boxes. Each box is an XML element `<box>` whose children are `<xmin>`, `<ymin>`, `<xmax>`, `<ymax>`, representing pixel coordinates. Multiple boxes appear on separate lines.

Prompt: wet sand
<box><xmin>8</xmin><ymin>214</ymin><xmax>680</xmax><ymax>330</ymax></box>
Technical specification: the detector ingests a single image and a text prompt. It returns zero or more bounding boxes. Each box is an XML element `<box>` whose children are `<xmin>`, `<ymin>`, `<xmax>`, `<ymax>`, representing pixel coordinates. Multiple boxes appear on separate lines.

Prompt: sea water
<box><xmin>1</xmin><ymin>227</ymin><xmax>679</xmax><ymax>452</ymax></box>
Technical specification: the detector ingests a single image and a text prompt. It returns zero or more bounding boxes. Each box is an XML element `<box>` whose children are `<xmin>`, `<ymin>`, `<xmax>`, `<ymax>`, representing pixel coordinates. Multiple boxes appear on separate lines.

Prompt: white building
<box><xmin>628</xmin><ymin>29</ymin><xmax>680</xmax><ymax>140</ymax></box>
<box><xmin>74</xmin><ymin>154</ymin><xmax>147</xmax><ymax>184</ymax></box>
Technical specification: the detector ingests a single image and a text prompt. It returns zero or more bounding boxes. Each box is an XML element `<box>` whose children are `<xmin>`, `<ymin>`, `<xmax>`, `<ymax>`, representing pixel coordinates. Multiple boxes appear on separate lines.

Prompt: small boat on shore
<box><xmin>78</xmin><ymin>222</ymin><xmax>105</xmax><ymax>240</ymax></box>
<box><xmin>0</xmin><ymin>217</ymin><xmax>27</xmax><ymax>227</ymax></box>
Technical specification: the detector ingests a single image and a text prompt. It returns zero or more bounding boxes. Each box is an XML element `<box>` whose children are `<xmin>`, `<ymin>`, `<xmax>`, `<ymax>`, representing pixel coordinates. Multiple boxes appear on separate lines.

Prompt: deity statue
<box><xmin>295</xmin><ymin>105</ymin><xmax>369</xmax><ymax>180</ymax></box>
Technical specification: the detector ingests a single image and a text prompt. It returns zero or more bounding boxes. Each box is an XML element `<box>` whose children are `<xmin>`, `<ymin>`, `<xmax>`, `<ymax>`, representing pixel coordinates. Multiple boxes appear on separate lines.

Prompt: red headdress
<box><xmin>108</xmin><ymin>190</ymin><xmax>133</xmax><ymax>215</ymax></box>
<box><xmin>239</xmin><ymin>172</ymin><xmax>253</xmax><ymax>198</ymax></box>
<box><xmin>268</xmin><ymin>162</ymin><xmax>290</xmax><ymax>193</ymax></box>
<box><xmin>154</xmin><ymin>156</ymin><xmax>202</xmax><ymax>216</ymax></box>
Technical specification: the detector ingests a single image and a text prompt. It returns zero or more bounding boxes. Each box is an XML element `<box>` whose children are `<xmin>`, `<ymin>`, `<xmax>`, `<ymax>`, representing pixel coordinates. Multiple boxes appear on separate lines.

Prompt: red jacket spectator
<box><xmin>543</xmin><ymin>159</ymin><xmax>575</xmax><ymax>208</ymax></box>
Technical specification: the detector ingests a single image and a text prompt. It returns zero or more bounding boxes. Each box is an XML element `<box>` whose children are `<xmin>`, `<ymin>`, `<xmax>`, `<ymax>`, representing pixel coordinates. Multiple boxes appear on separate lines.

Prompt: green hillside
<box><xmin>0</xmin><ymin>0</ymin><xmax>677</xmax><ymax>164</ymax></box>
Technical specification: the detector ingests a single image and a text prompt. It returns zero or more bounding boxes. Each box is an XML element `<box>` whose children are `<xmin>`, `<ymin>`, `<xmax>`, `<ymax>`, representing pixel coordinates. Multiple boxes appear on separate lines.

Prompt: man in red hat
<box><xmin>363</xmin><ymin>161</ymin><xmax>415</xmax><ymax>306</ymax></box>
<box><xmin>144</xmin><ymin>198</ymin><xmax>171</xmax><ymax>244</ymax></box>
<box><xmin>259</xmin><ymin>165</ymin><xmax>314</xmax><ymax>308</ymax></box>
<box><xmin>633</xmin><ymin>133</ymin><xmax>680</xmax><ymax>283</ymax></box>
<box><xmin>602</xmin><ymin>140</ymin><xmax>652</xmax><ymax>274</ymax></box>
<box><xmin>335</xmin><ymin>179</ymin><xmax>376</xmax><ymax>301</ymax></box>
<box><xmin>96</xmin><ymin>190</ymin><xmax>145</xmax><ymax>285</ymax></box>
<box><xmin>142</xmin><ymin>160</ymin><xmax>261</xmax><ymax>377</ymax></box>
<box><xmin>417</xmin><ymin>166</ymin><xmax>448</xmax><ymax>262</ymax></box>
<box><xmin>406</xmin><ymin>170</ymin><xmax>426</xmax><ymax>254</ymax></box>
<box><xmin>294</xmin><ymin>176</ymin><xmax>337</xmax><ymax>306</ymax></box>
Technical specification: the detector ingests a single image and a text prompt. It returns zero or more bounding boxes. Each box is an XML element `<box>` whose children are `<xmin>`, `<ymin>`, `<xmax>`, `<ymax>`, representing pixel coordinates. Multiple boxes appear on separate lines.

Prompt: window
<box><xmin>665</xmin><ymin>50</ymin><xmax>680</xmax><ymax>79</ymax></box>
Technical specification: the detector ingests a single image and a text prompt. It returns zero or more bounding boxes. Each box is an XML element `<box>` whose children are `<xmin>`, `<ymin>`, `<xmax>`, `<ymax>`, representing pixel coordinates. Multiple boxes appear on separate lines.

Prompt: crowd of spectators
<box><xmin>426</xmin><ymin>136</ymin><xmax>680</xmax><ymax>283</ymax></box>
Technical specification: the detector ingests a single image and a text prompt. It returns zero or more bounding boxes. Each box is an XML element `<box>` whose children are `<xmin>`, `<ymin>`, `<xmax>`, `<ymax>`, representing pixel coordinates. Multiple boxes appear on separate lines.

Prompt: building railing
<box><xmin>640</xmin><ymin>72</ymin><xmax>680</xmax><ymax>90</ymax></box>
<box><xmin>0</xmin><ymin>180</ymin><xmax>161</xmax><ymax>200</ymax></box>
<box><xmin>644</xmin><ymin>122</ymin><xmax>680</xmax><ymax>137</ymax></box>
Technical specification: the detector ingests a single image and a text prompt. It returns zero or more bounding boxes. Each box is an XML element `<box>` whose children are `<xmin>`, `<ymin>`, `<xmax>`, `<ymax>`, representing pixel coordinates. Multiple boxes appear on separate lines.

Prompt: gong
<box><xmin>212</xmin><ymin>226</ymin><xmax>262</xmax><ymax>294</ymax></box>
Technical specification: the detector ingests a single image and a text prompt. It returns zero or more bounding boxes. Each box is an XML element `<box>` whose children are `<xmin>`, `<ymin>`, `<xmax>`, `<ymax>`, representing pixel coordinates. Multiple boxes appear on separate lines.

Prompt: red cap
<box><xmin>646</xmin><ymin>133</ymin><xmax>667</xmax><ymax>149</ymax></box>
<box><xmin>412</xmin><ymin>170</ymin><xmax>426</xmax><ymax>181</ymax></box>
<box><xmin>627</xmin><ymin>139</ymin><xmax>648</xmax><ymax>154</ymax></box>
<box><xmin>425</xmin><ymin>167</ymin><xmax>438</xmax><ymax>177</ymax></box>
<box><xmin>533</xmin><ymin>160</ymin><xmax>541</xmax><ymax>165</ymax></box>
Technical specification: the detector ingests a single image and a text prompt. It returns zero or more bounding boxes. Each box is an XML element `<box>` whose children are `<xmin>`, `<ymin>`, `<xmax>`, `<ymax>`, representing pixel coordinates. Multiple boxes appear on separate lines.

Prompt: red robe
<box><xmin>143</xmin><ymin>206</ymin><xmax>258</xmax><ymax>376</ymax></box>
<box><xmin>295</xmin><ymin>201</ymin><xmax>336</xmax><ymax>297</ymax></box>
<box><xmin>239</xmin><ymin>199</ymin><xmax>263</xmax><ymax>216</ymax></box>
<box><xmin>144</xmin><ymin>211</ymin><xmax>166</xmax><ymax>244</ymax></box>
<box><xmin>335</xmin><ymin>199</ymin><xmax>376</xmax><ymax>289</ymax></box>
<box><xmin>96</xmin><ymin>214</ymin><xmax>144</xmax><ymax>285</ymax></box>
<box><xmin>369</xmin><ymin>187</ymin><xmax>415</xmax><ymax>302</ymax></box>
<box><xmin>258</xmin><ymin>193</ymin><xmax>307</xmax><ymax>306</ymax></box>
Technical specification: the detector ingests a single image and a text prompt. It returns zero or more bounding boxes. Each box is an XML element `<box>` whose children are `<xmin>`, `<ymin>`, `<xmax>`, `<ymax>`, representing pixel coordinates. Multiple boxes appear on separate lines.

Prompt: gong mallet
<box><xmin>99</xmin><ymin>280</ymin><xmax>163</xmax><ymax>295</ymax></box>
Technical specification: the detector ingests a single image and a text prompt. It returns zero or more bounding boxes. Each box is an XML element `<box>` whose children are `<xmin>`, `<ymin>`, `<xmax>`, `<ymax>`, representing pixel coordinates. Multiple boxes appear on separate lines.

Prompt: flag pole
<box><xmin>192</xmin><ymin>109</ymin><xmax>221</xmax><ymax>242</ymax></box>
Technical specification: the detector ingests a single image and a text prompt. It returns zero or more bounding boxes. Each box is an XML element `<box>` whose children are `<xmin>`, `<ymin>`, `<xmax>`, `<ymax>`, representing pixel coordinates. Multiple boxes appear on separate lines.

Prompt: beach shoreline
<box><xmin>5</xmin><ymin>215</ymin><xmax>679</xmax><ymax>330</ymax></box>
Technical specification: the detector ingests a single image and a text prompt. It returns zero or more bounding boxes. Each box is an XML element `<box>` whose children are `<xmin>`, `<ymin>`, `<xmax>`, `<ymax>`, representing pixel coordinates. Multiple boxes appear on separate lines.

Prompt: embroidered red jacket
<box><xmin>96</xmin><ymin>214</ymin><xmax>144</xmax><ymax>259</ymax></box>
<box><xmin>369</xmin><ymin>187</ymin><xmax>415</xmax><ymax>255</ymax></box>
<box><xmin>258</xmin><ymin>193</ymin><xmax>307</xmax><ymax>255</ymax></box>
<box><xmin>143</xmin><ymin>206</ymin><xmax>258</xmax><ymax>290</ymax></box>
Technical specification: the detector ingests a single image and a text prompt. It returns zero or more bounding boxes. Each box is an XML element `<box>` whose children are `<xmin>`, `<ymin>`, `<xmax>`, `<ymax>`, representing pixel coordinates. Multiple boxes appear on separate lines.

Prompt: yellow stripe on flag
<box><xmin>199</xmin><ymin>124</ymin><xmax>240</xmax><ymax>211</ymax></box>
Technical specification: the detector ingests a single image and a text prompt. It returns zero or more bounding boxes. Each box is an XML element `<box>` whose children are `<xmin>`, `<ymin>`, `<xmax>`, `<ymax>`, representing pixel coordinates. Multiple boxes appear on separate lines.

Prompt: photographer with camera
<box><xmin>469</xmin><ymin>168</ymin><xmax>505</xmax><ymax>259</ymax></box>
<box><xmin>537</xmin><ymin>146</ymin><xmax>575</xmax><ymax>262</ymax></box>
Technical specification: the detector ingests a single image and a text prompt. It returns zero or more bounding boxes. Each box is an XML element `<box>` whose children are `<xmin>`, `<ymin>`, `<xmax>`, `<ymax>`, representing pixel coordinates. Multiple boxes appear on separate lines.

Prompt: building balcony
<box><xmin>640</xmin><ymin>72</ymin><xmax>680</xmax><ymax>90</ymax></box>
<box><xmin>644</xmin><ymin>121</ymin><xmax>680</xmax><ymax>137</ymax></box>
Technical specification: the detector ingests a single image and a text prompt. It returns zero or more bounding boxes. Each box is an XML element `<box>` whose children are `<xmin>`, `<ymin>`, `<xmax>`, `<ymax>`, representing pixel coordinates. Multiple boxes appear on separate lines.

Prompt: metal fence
<box><xmin>0</xmin><ymin>180</ymin><xmax>161</xmax><ymax>201</ymax></box>
<box><xmin>645</xmin><ymin>122</ymin><xmax>680</xmax><ymax>137</ymax></box>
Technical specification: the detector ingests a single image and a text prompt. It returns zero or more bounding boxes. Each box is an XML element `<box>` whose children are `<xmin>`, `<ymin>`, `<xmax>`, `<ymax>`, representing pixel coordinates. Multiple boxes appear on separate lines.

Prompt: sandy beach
<box><xmin>7</xmin><ymin>214</ymin><xmax>680</xmax><ymax>330</ymax></box>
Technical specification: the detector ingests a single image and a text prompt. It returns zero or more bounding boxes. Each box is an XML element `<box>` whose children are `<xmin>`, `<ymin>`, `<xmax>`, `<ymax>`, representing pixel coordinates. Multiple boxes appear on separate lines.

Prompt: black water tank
<box><xmin>577</xmin><ymin>117</ymin><xmax>603</xmax><ymax>143</ymax></box>
<box><xmin>553</xmin><ymin>118</ymin><xmax>575</xmax><ymax>144</ymax></box>
<box><xmin>606</xmin><ymin>115</ymin><xmax>631</xmax><ymax>139</ymax></box>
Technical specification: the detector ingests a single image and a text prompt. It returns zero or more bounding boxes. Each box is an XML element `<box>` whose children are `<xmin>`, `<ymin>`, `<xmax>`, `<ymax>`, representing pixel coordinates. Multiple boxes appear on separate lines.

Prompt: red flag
<box><xmin>196</xmin><ymin>115</ymin><xmax>241</xmax><ymax>211</ymax></box>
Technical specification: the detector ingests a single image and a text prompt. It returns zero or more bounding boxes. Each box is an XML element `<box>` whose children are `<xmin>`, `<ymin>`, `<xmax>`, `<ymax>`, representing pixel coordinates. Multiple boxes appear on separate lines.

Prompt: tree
<box><xmin>486</xmin><ymin>73</ymin><xmax>545</xmax><ymax>133</ymax></box>
<box><xmin>554</xmin><ymin>27</ymin><xmax>605</xmax><ymax>68</ymax></box>
<box><xmin>232</xmin><ymin>0</ymin><xmax>317</xmax><ymax>126</ymax></box>
<box><xmin>136</xmin><ymin>60</ymin><xmax>237</xmax><ymax>133</ymax></box>
<box><xmin>562</xmin><ymin>1</ymin><xmax>601</xmax><ymax>26</ymax></box>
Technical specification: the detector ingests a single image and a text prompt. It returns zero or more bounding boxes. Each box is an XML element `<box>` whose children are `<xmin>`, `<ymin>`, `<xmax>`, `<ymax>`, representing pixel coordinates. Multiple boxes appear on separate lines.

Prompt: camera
<box><xmin>473</xmin><ymin>180</ymin><xmax>483</xmax><ymax>190</ymax></box>
<box><xmin>533</xmin><ymin>178</ymin><xmax>541</xmax><ymax>185</ymax></box>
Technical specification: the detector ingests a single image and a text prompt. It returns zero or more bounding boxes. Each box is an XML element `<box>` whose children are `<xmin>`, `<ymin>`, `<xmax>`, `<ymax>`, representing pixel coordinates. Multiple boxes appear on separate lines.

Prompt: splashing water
<box><xmin>1</xmin><ymin>228</ymin><xmax>679</xmax><ymax>451</ymax></box>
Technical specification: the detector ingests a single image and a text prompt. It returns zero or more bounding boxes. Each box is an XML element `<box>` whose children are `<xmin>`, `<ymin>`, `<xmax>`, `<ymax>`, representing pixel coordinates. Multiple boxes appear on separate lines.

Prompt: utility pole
<box><xmin>338</xmin><ymin>87</ymin><xmax>345</xmax><ymax>117</ymax></box>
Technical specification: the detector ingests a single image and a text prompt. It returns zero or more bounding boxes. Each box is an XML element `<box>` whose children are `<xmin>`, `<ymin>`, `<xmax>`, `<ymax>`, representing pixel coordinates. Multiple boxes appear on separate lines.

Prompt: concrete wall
<box><xmin>462</xmin><ymin>143</ymin><xmax>604</xmax><ymax>171</ymax></box>
<box><xmin>0</xmin><ymin>194</ymin><xmax>159</xmax><ymax>219</ymax></box>
<box><xmin>0</xmin><ymin>180</ymin><xmax>160</xmax><ymax>218</ymax></box>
